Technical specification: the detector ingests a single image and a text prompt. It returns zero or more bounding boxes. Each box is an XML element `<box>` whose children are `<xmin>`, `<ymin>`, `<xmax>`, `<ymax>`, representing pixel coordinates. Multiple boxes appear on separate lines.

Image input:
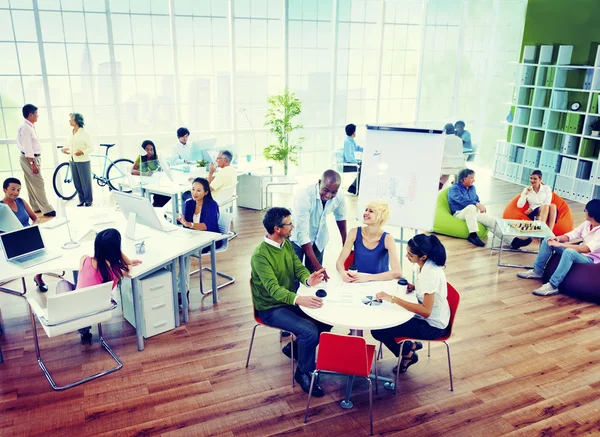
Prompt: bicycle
<box><xmin>52</xmin><ymin>144</ymin><xmax>134</xmax><ymax>200</ymax></box>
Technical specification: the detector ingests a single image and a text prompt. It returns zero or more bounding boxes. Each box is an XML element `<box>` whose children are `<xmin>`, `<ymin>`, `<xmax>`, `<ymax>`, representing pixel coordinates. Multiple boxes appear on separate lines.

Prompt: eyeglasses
<box><xmin>278</xmin><ymin>222</ymin><xmax>293</xmax><ymax>227</ymax></box>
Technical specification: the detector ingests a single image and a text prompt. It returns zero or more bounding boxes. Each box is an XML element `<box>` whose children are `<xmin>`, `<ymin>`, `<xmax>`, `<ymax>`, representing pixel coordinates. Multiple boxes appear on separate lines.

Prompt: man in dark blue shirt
<box><xmin>449</xmin><ymin>169</ymin><xmax>531</xmax><ymax>248</ymax></box>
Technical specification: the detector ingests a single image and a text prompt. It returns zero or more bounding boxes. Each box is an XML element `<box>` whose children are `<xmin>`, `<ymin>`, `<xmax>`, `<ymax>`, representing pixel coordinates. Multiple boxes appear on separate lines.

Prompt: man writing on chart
<box><xmin>17</xmin><ymin>104</ymin><xmax>55</xmax><ymax>217</ymax></box>
<box><xmin>290</xmin><ymin>170</ymin><xmax>347</xmax><ymax>286</ymax></box>
<box><xmin>251</xmin><ymin>207</ymin><xmax>331</xmax><ymax>396</ymax></box>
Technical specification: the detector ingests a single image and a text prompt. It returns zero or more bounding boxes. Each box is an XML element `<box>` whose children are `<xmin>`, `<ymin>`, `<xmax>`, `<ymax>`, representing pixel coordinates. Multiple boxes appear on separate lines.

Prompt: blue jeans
<box><xmin>257</xmin><ymin>305</ymin><xmax>332</xmax><ymax>373</ymax></box>
<box><xmin>372</xmin><ymin>316</ymin><xmax>447</xmax><ymax>358</ymax></box>
<box><xmin>534</xmin><ymin>238</ymin><xmax>594</xmax><ymax>287</ymax></box>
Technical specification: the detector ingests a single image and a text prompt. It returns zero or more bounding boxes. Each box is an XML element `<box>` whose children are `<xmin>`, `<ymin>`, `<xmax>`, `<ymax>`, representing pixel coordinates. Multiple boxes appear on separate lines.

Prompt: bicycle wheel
<box><xmin>52</xmin><ymin>162</ymin><xmax>77</xmax><ymax>200</ymax></box>
<box><xmin>106</xmin><ymin>158</ymin><xmax>134</xmax><ymax>191</ymax></box>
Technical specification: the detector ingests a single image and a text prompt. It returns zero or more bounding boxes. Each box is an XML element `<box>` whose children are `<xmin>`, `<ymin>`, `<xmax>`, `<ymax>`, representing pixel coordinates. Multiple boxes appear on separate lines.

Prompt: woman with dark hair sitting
<box><xmin>372</xmin><ymin>234</ymin><xmax>450</xmax><ymax>374</ymax></box>
<box><xmin>517</xmin><ymin>169</ymin><xmax>557</xmax><ymax>230</ymax></box>
<box><xmin>177</xmin><ymin>177</ymin><xmax>222</xmax><ymax>295</ymax></box>
<box><xmin>131</xmin><ymin>140</ymin><xmax>170</xmax><ymax>207</ymax></box>
<box><xmin>56</xmin><ymin>228</ymin><xmax>142</xmax><ymax>343</ymax></box>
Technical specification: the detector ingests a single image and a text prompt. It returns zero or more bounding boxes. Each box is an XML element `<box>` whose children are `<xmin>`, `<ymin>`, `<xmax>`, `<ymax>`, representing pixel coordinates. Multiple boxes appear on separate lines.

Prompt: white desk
<box><xmin>298</xmin><ymin>279</ymin><xmax>417</xmax><ymax>408</ymax></box>
<box><xmin>0</xmin><ymin>207</ymin><xmax>225</xmax><ymax>351</ymax></box>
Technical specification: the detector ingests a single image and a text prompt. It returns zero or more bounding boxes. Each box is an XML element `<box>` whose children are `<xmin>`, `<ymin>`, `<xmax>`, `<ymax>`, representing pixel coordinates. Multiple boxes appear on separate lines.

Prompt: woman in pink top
<box><xmin>57</xmin><ymin>228</ymin><xmax>141</xmax><ymax>343</ymax></box>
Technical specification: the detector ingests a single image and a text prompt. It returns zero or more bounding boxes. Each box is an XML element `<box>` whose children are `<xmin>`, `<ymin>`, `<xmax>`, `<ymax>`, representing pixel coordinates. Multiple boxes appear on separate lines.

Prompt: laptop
<box><xmin>0</xmin><ymin>225</ymin><xmax>62</xmax><ymax>269</ymax></box>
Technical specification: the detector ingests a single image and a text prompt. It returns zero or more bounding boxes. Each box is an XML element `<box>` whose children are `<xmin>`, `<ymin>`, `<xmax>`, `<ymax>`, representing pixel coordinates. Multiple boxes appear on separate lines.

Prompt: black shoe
<box><xmin>33</xmin><ymin>278</ymin><xmax>48</xmax><ymax>292</ymax></box>
<box><xmin>280</xmin><ymin>331</ymin><xmax>291</xmax><ymax>338</ymax></box>
<box><xmin>511</xmin><ymin>237</ymin><xmax>532</xmax><ymax>250</ymax></box>
<box><xmin>467</xmin><ymin>234</ymin><xmax>485</xmax><ymax>247</ymax></box>
<box><xmin>295</xmin><ymin>369</ymin><xmax>324</xmax><ymax>397</ymax></box>
<box><xmin>77</xmin><ymin>203</ymin><xmax>85</xmax><ymax>207</ymax></box>
<box><xmin>80</xmin><ymin>331</ymin><xmax>92</xmax><ymax>345</ymax></box>
<box><xmin>43</xmin><ymin>211</ymin><xmax>56</xmax><ymax>217</ymax></box>
<box><xmin>84</xmin><ymin>202</ymin><xmax>92</xmax><ymax>207</ymax></box>
<box><xmin>282</xmin><ymin>341</ymin><xmax>298</xmax><ymax>360</ymax></box>
<box><xmin>347</xmin><ymin>186</ymin><xmax>356</xmax><ymax>194</ymax></box>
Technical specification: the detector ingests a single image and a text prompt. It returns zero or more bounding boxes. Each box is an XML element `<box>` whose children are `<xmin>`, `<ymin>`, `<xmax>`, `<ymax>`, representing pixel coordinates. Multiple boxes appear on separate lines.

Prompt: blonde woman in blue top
<box><xmin>336</xmin><ymin>200</ymin><xmax>402</xmax><ymax>282</ymax></box>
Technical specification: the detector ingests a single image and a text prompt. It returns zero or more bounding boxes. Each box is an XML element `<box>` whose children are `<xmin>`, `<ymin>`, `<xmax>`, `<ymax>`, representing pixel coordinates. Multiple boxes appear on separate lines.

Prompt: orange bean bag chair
<box><xmin>502</xmin><ymin>192</ymin><xmax>574</xmax><ymax>236</ymax></box>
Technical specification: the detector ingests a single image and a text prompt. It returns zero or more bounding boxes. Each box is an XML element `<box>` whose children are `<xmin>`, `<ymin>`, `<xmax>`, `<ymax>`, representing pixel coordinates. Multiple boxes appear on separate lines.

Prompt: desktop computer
<box><xmin>0</xmin><ymin>203</ymin><xmax>24</xmax><ymax>232</ymax></box>
<box><xmin>189</xmin><ymin>138</ymin><xmax>217</xmax><ymax>162</ymax></box>
<box><xmin>112</xmin><ymin>190</ymin><xmax>178</xmax><ymax>240</ymax></box>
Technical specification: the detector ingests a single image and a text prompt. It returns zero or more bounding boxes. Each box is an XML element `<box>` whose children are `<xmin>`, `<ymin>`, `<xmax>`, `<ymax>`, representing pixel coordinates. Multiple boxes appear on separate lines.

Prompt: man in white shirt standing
<box><xmin>290</xmin><ymin>170</ymin><xmax>347</xmax><ymax>286</ymax></box>
<box><xmin>170</xmin><ymin>127</ymin><xmax>191</xmax><ymax>165</ymax></box>
<box><xmin>17</xmin><ymin>104</ymin><xmax>55</xmax><ymax>217</ymax></box>
<box><xmin>208</xmin><ymin>150</ymin><xmax>237</xmax><ymax>198</ymax></box>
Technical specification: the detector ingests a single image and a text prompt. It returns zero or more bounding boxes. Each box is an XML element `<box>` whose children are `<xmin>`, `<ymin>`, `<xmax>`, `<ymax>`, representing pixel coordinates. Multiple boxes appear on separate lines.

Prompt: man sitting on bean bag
<box><xmin>517</xmin><ymin>199</ymin><xmax>600</xmax><ymax>296</ymax></box>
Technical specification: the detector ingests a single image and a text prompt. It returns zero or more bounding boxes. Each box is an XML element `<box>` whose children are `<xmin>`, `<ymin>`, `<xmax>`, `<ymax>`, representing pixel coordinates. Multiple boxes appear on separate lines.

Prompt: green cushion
<box><xmin>433</xmin><ymin>186</ymin><xmax>488</xmax><ymax>239</ymax></box>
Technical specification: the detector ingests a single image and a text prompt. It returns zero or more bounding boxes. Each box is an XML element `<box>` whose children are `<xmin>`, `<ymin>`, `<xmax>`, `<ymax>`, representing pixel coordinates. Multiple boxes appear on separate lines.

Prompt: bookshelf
<box><xmin>494</xmin><ymin>44</ymin><xmax>600</xmax><ymax>204</ymax></box>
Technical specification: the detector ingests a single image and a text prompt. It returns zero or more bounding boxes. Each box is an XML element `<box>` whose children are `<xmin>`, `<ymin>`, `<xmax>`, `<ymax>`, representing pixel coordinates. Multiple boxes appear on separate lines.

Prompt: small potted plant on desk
<box><xmin>590</xmin><ymin>119</ymin><xmax>600</xmax><ymax>137</ymax></box>
<box><xmin>196</xmin><ymin>159</ymin><xmax>209</xmax><ymax>171</ymax></box>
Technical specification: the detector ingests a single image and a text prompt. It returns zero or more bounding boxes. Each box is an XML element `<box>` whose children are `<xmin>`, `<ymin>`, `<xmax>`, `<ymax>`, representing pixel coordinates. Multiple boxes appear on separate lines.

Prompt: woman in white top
<box><xmin>372</xmin><ymin>234</ymin><xmax>450</xmax><ymax>374</ymax></box>
<box><xmin>517</xmin><ymin>170</ymin><xmax>556</xmax><ymax>230</ymax></box>
<box><xmin>61</xmin><ymin>113</ymin><xmax>93</xmax><ymax>206</ymax></box>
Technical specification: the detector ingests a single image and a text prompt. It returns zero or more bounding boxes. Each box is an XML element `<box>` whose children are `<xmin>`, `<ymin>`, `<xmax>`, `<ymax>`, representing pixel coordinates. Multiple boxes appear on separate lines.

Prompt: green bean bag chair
<box><xmin>433</xmin><ymin>186</ymin><xmax>488</xmax><ymax>239</ymax></box>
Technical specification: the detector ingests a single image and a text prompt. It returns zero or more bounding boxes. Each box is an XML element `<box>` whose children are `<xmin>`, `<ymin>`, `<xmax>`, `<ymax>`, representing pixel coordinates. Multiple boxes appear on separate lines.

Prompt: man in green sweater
<box><xmin>251</xmin><ymin>207</ymin><xmax>331</xmax><ymax>396</ymax></box>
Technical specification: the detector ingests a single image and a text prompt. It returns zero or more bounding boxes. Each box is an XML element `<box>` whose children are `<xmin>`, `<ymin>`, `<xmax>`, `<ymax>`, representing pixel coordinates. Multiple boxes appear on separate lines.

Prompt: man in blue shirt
<box><xmin>455</xmin><ymin>120</ymin><xmax>476</xmax><ymax>162</ymax></box>
<box><xmin>290</xmin><ymin>170</ymin><xmax>347</xmax><ymax>286</ymax></box>
<box><xmin>449</xmin><ymin>168</ymin><xmax>531</xmax><ymax>248</ymax></box>
<box><xmin>343</xmin><ymin>123</ymin><xmax>363</xmax><ymax>194</ymax></box>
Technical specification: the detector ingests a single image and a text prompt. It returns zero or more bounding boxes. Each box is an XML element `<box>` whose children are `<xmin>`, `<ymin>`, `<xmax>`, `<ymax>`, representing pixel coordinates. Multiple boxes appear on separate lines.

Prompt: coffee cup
<box><xmin>348</xmin><ymin>264</ymin><xmax>358</xmax><ymax>275</ymax></box>
<box><xmin>397</xmin><ymin>278</ymin><xmax>408</xmax><ymax>295</ymax></box>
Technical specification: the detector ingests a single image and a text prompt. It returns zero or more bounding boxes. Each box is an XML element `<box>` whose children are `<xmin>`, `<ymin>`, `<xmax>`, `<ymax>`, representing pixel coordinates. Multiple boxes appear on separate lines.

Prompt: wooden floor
<box><xmin>1</xmin><ymin>171</ymin><xmax>599</xmax><ymax>437</ymax></box>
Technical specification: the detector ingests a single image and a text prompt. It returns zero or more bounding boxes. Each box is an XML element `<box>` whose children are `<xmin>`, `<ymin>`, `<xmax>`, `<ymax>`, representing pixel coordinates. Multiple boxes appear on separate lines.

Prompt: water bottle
<box><xmin>397</xmin><ymin>278</ymin><xmax>408</xmax><ymax>295</ymax></box>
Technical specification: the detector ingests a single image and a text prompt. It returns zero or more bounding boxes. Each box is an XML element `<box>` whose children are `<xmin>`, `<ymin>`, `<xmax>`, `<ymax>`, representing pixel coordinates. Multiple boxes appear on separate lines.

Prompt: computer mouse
<box><xmin>315</xmin><ymin>289</ymin><xmax>327</xmax><ymax>298</ymax></box>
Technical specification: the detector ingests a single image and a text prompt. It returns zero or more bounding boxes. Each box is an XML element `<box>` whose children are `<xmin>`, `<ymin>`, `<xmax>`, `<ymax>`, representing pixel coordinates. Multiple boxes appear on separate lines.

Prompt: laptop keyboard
<box><xmin>14</xmin><ymin>250</ymin><xmax>47</xmax><ymax>263</ymax></box>
<box><xmin>13</xmin><ymin>251</ymin><xmax>59</xmax><ymax>267</ymax></box>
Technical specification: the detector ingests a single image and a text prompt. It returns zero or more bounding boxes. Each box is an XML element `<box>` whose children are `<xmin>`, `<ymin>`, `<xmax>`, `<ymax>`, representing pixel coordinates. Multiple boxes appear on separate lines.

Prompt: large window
<box><xmin>0</xmin><ymin>0</ymin><xmax>527</xmax><ymax>179</ymax></box>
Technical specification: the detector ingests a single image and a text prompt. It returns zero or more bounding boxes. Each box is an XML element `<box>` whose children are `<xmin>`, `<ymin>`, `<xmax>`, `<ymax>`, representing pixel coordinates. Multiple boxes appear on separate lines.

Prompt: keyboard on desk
<box><xmin>10</xmin><ymin>250</ymin><xmax>62</xmax><ymax>269</ymax></box>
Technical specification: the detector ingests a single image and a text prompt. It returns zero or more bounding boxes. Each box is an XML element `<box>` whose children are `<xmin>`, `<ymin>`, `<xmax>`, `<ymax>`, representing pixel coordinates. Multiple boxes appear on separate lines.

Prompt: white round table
<box><xmin>298</xmin><ymin>279</ymin><xmax>418</xmax><ymax>408</ymax></box>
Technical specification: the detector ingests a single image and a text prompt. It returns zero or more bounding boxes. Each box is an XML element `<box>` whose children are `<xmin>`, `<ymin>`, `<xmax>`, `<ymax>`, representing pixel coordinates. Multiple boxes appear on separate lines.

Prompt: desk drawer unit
<box><xmin>121</xmin><ymin>269</ymin><xmax>175</xmax><ymax>338</ymax></box>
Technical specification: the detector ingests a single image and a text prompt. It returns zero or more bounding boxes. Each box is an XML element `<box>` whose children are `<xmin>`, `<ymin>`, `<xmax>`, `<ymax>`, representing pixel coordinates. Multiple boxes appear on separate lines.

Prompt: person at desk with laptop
<box><xmin>1</xmin><ymin>177</ymin><xmax>48</xmax><ymax>291</ymax></box>
<box><xmin>131</xmin><ymin>140</ymin><xmax>171</xmax><ymax>207</ymax></box>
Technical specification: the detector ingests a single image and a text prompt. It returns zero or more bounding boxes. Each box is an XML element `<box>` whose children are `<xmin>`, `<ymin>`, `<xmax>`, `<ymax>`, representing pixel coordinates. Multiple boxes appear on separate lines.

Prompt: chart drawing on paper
<box><xmin>376</xmin><ymin>173</ymin><xmax>419</xmax><ymax>208</ymax></box>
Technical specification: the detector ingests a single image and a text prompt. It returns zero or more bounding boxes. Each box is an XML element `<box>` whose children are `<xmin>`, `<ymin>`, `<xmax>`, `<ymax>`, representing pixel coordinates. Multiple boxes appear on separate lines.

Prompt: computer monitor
<box><xmin>0</xmin><ymin>203</ymin><xmax>24</xmax><ymax>232</ymax></box>
<box><xmin>189</xmin><ymin>138</ymin><xmax>217</xmax><ymax>162</ymax></box>
<box><xmin>157</xmin><ymin>154</ymin><xmax>175</xmax><ymax>182</ymax></box>
<box><xmin>112</xmin><ymin>190</ymin><xmax>169</xmax><ymax>239</ymax></box>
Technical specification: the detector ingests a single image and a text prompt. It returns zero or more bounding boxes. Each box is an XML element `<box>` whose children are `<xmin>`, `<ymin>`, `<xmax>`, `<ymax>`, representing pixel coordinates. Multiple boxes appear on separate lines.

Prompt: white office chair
<box><xmin>214</xmin><ymin>182</ymin><xmax>238</xmax><ymax>214</ymax></box>
<box><xmin>190</xmin><ymin>212</ymin><xmax>235</xmax><ymax>295</ymax></box>
<box><xmin>26</xmin><ymin>282</ymin><xmax>123</xmax><ymax>391</ymax></box>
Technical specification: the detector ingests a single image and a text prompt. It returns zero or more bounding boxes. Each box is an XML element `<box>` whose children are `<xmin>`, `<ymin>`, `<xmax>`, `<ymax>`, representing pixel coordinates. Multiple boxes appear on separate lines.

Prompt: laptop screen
<box><xmin>1</xmin><ymin>226</ymin><xmax>44</xmax><ymax>260</ymax></box>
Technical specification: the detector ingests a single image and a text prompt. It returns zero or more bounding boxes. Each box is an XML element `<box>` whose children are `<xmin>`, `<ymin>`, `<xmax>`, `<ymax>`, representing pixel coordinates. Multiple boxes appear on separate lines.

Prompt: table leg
<box><xmin>210</xmin><ymin>241</ymin><xmax>218</xmax><ymax>305</ymax></box>
<box><xmin>171</xmin><ymin>194</ymin><xmax>179</xmax><ymax>224</ymax></box>
<box><xmin>341</xmin><ymin>376</ymin><xmax>355</xmax><ymax>409</ymax></box>
<box><xmin>131</xmin><ymin>278</ymin><xmax>145</xmax><ymax>351</ymax></box>
<box><xmin>171</xmin><ymin>259</ymin><xmax>180</xmax><ymax>327</ymax></box>
<box><xmin>179</xmin><ymin>255</ymin><xmax>189</xmax><ymax>323</ymax></box>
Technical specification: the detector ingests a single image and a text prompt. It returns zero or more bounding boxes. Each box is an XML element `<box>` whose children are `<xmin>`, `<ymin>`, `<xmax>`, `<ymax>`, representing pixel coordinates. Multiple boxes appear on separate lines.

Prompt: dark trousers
<box><xmin>70</xmin><ymin>160</ymin><xmax>93</xmax><ymax>204</ymax></box>
<box><xmin>372</xmin><ymin>316</ymin><xmax>447</xmax><ymax>357</ymax></box>
<box><xmin>292</xmin><ymin>242</ymin><xmax>323</xmax><ymax>290</ymax></box>
<box><xmin>152</xmin><ymin>194</ymin><xmax>171</xmax><ymax>207</ymax></box>
<box><xmin>344</xmin><ymin>161</ymin><xmax>361</xmax><ymax>192</ymax></box>
<box><xmin>258</xmin><ymin>305</ymin><xmax>332</xmax><ymax>373</ymax></box>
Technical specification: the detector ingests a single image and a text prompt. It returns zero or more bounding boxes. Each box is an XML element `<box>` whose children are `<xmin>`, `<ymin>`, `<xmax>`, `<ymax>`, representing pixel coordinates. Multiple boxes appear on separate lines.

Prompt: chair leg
<box><xmin>303</xmin><ymin>370</ymin><xmax>318</xmax><ymax>424</ymax></box>
<box><xmin>445</xmin><ymin>341</ymin><xmax>454</xmax><ymax>392</ymax></box>
<box><xmin>428</xmin><ymin>341</ymin><xmax>431</xmax><ymax>358</ymax></box>
<box><xmin>373</xmin><ymin>353</ymin><xmax>378</xmax><ymax>396</ymax></box>
<box><xmin>30</xmin><ymin>313</ymin><xmax>122</xmax><ymax>391</ymax></box>
<box><xmin>367</xmin><ymin>377</ymin><xmax>373</xmax><ymax>436</ymax></box>
<box><xmin>377</xmin><ymin>342</ymin><xmax>383</xmax><ymax>360</ymax></box>
<box><xmin>245</xmin><ymin>324</ymin><xmax>259</xmax><ymax>368</ymax></box>
<box><xmin>393</xmin><ymin>341</ymin><xmax>404</xmax><ymax>395</ymax></box>
<box><xmin>199</xmin><ymin>267</ymin><xmax>235</xmax><ymax>295</ymax></box>
<box><xmin>290</xmin><ymin>335</ymin><xmax>295</xmax><ymax>388</ymax></box>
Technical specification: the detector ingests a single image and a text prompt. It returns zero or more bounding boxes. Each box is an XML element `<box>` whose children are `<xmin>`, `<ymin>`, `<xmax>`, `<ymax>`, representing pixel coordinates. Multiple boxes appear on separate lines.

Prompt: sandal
<box><xmin>393</xmin><ymin>352</ymin><xmax>419</xmax><ymax>374</ymax></box>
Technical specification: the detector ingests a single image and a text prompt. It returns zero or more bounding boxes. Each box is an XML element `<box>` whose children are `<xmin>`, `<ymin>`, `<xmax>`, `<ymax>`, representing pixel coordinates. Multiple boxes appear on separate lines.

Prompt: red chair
<box><xmin>304</xmin><ymin>332</ymin><xmax>377</xmax><ymax>436</ymax></box>
<box><xmin>343</xmin><ymin>251</ymin><xmax>355</xmax><ymax>270</ymax></box>
<box><xmin>246</xmin><ymin>279</ymin><xmax>296</xmax><ymax>387</ymax></box>
<box><xmin>381</xmin><ymin>283</ymin><xmax>460</xmax><ymax>394</ymax></box>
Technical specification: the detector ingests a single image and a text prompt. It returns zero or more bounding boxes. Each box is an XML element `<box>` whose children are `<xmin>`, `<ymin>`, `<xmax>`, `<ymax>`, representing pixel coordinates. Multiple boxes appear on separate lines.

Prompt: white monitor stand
<box><xmin>126</xmin><ymin>212</ymin><xmax>150</xmax><ymax>241</ymax></box>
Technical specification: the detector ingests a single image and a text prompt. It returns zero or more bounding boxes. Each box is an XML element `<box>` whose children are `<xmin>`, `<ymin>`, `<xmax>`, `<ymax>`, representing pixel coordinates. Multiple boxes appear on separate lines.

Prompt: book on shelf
<box><xmin>550</xmin><ymin>90</ymin><xmax>568</xmax><ymax>110</ymax></box>
<box><xmin>545</xmin><ymin>67</ymin><xmax>555</xmax><ymax>87</ymax></box>
<box><xmin>584</xmin><ymin>69</ymin><xmax>593</xmax><ymax>90</ymax></box>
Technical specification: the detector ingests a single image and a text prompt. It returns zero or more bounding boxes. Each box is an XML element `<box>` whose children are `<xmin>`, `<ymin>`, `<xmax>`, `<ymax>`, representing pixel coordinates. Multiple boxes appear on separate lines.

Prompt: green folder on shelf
<box><xmin>528</xmin><ymin>130</ymin><xmax>544</xmax><ymax>147</ymax></box>
<box><xmin>545</xmin><ymin>67</ymin><xmax>555</xmax><ymax>87</ymax></box>
<box><xmin>591</xmin><ymin>93</ymin><xmax>599</xmax><ymax>114</ymax></box>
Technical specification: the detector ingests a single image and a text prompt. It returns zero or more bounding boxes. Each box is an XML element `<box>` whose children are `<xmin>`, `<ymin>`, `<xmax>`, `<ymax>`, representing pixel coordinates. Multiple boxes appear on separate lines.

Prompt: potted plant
<box><xmin>263</xmin><ymin>87</ymin><xmax>304</xmax><ymax>176</ymax></box>
<box><xmin>196</xmin><ymin>159</ymin><xmax>209</xmax><ymax>170</ymax></box>
<box><xmin>590</xmin><ymin>119</ymin><xmax>600</xmax><ymax>137</ymax></box>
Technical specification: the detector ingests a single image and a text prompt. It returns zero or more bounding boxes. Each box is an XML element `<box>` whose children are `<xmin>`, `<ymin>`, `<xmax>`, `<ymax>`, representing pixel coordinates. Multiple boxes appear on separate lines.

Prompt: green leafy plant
<box><xmin>263</xmin><ymin>87</ymin><xmax>305</xmax><ymax>175</ymax></box>
<box><xmin>196</xmin><ymin>159</ymin><xmax>209</xmax><ymax>168</ymax></box>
